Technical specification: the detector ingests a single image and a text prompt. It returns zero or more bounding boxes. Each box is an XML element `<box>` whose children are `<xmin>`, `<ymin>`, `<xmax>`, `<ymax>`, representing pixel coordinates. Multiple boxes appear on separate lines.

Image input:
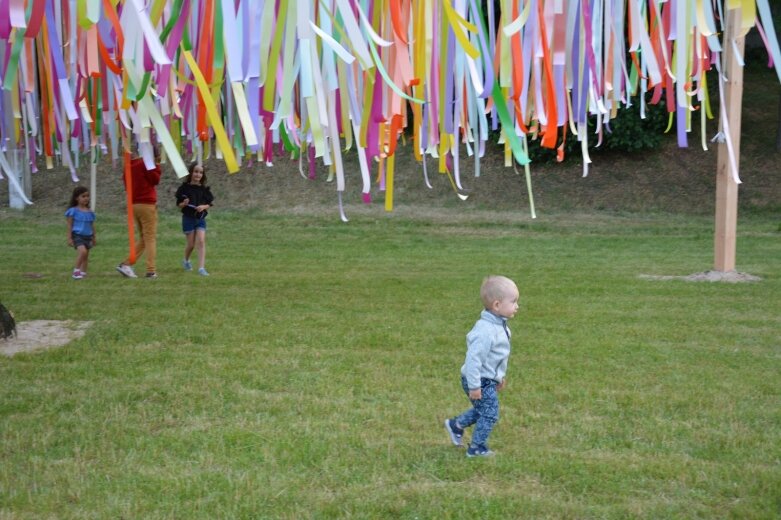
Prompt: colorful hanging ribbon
<box><xmin>0</xmin><ymin>0</ymin><xmax>778</xmax><ymax>217</ymax></box>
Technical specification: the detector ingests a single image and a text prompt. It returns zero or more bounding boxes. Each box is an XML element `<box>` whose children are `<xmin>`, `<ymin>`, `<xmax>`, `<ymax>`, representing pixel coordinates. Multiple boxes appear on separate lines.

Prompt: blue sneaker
<box><xmin>183</xmin><ymin>259</ymin><xmax>192</xmax><ymax>271</ymax></box>
<box><xmin>444</xmin><ymin>419</ymin><xmax>464</xmax><ymax>447</ymax></box>
<box><xmin>198</xmin><ymin>267</ymin><xmax>209</xmax><ymax>276</ymax></box>
<box><xmin>466</xmin><ymin>444</ymin><xmax>495</xmax><ymax>458</ymax></box>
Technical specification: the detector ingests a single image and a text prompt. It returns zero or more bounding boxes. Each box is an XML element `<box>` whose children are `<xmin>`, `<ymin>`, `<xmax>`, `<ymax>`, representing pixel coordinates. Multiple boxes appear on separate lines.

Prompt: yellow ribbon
<box><xmin>181</xmin><ymin>48</ymin><xmax>239</xmax><ymax>173</ymax></box>
<box><xmin>385</xmin><ymin>153</ymin><xmax>395</xmax><ymax>212</ymax></box>
<box><xmin>441</xmin><ymin>0</ymin><xmax>479</xmax><ymax>59</ymax></box>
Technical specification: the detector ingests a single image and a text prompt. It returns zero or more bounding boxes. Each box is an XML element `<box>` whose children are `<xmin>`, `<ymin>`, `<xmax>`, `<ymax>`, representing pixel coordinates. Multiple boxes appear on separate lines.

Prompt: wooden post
<box><xmin>714</xmin><ymin>8</ymin><xmax>744</xmax><ymax>272</ymax></box>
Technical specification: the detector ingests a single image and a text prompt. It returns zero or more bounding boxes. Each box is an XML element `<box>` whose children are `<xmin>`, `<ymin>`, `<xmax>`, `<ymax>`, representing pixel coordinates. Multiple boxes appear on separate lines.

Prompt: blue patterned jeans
<box><xmin>454</xmin><ymin>376</ymin><xmax>500</xmax><ymax>449</ymax></box>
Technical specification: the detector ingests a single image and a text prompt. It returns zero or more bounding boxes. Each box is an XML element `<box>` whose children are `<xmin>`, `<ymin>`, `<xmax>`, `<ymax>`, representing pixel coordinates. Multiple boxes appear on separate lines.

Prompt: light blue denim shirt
<box><xmin>460</xmin><ymin>309</ymin><xmax>512</xmax><ymax>390</ymax></box>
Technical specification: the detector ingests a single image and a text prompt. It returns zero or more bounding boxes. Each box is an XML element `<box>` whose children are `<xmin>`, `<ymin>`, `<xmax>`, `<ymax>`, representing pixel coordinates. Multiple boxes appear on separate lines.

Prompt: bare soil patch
<box><xmin>638</xmin><ymin>271</ymin><xmax>762</xmax><ymax>283</ymax></box>
<box><xmin>1</xmin><ymin>320</ymin><xmax>93</xmax><ymax>357</ymax></box>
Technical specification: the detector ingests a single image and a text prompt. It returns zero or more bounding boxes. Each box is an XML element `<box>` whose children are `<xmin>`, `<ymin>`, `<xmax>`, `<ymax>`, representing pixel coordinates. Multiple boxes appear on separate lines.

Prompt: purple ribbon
<box><xmin>157</xmin><ymin>0</ymin><xmax>192</xmax><ymax>93</ymax></box>
<box><xmin>365</xmin><ymin>69</ymin><xmax>383</xmax><ymax>161</ymax></box>
<box><xmin>0</xmin><ymin>0</ymin><xmax>10</xmax><ymax>39</ymax></box>
<box><xmin>443</xmin><ymin>22</ymin><xmax>455</xmax><ymax>135</ymax></box>
<box><xmin>468</xmin><ymin>0</ymin><xmax>494</xmax><ymax>99</ymax></box>
<box><xmin>676</xmin><ymin>104</ymin><xmax>688</xmax><ymax>147</ymax></box>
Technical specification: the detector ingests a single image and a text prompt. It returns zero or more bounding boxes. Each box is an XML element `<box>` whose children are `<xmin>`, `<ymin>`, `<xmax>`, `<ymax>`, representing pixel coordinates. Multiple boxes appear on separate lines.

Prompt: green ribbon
<box><xmin>473</xmin><ymin>1</ymin><xmax>530</xmax><ymax>166</ymax></box>
<box><xmin>213</xmin><ymin>3</ymin><xmax>225</xmax><ymax>70</ymax></box>
<box><xmin>3</xmin><ymin>28</ymin><xmax>26</xmax><ymax>91</ymax></box>
<box><xmin>159</xmin><ymin>0</ymin><xmax>184</xmax><ymax>43</ymax></box>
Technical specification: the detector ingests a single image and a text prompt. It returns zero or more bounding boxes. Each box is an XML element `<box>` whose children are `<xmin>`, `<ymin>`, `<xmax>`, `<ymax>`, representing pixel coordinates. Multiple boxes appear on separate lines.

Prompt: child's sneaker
<box><xmin>182</xmin><ymin>259</ymin><xmax>192</xmax><ymax>271</ymax></box>
<box><xmin>116</xmin><ymin>264</ymin><xmax>137</xmax><ymax>278</ymax></box>
<box><xmin>466</xmin><ymin>444</ymin><xmax>495</xmax><ymax>458</ymax></box>
<box><xmin>444</xmin><ymin>419</ymin><xmax>464</xmax><ymax>447</ymax></box>
<box><xmin>145</xmin><ymin>272</ymin><xmax>158</xmax><ymax>279</ymax></box>
<box><xmin>72</xmin><ymin>269</ymin><xmax>83</xmax><ymax>280</ymax></box>
<box><xmin>198</xmin><ymin>268</ymin><xmax>209</xmax><ymax>276</ymax></box>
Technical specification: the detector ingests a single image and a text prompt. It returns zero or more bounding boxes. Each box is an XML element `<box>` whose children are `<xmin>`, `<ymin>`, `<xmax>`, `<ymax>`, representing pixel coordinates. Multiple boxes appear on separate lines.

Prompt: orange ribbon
<box><xmin>389</xmin><ymin>0</ymin><xmax>408</xmax><ymax>45</ymax></box>
<box><xmin>123</xmin><ymin>151</ymin><xmax>137</xmax><ymax>265</ymax></box>
<box><xmin>196</xmin><ymin>0</ymin><xmax>215</xmax><ymax>141</ymax></box>
<box><xmin>537</xmin><ymin>0</ymin><xmax>557</xmax><ymax>149</ymax></box>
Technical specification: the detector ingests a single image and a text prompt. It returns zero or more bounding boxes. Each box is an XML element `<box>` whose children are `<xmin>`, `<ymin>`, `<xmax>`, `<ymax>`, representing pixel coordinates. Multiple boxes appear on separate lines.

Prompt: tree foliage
<box><xmin>523</xmin><ymin>97</ymin><xmax>670</xmax><ymax>163</ymax></box>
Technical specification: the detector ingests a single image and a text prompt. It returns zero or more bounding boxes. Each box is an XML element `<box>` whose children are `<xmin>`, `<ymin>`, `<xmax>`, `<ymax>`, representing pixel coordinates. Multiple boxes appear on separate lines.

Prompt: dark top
<box><xmin>175</xmin><ymin>183</ymin><xmax>214</xmax><ymax>218</ymax></box>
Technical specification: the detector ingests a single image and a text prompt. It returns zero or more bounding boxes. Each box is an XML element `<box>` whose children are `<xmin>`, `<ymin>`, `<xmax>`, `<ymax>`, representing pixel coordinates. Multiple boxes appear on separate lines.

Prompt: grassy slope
<box><xmin>1</xmin><ymin>65</ymin><xmax>778</xmax><ymax>218</ymax></box>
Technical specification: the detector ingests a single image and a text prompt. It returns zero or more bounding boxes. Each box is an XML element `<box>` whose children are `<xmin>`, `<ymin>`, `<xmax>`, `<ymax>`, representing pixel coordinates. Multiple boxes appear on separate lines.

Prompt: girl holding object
<box><xmin>65</xmin><ymin>186</ymin><xmax>96</xmax><ymax>280</ymax></box>
<box><xmin>175</xmin><ymin>162</ymin><xmax>214</xmax><ymax>276</ymax></box>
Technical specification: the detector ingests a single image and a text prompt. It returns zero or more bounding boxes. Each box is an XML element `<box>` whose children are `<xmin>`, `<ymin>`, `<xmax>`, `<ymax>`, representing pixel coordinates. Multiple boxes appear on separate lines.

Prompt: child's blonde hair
<box><xmin>480</xmin><ymin>275</ymin><xmax>517</xmax><ymax>308</ymax></box>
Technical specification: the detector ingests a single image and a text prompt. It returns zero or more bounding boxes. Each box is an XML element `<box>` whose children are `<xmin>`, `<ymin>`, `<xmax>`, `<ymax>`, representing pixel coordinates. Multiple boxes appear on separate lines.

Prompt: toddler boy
<box><xmin>444</xmin><ymin>275</ymin><xmax>519</xmax><ymax>457</ymax></box>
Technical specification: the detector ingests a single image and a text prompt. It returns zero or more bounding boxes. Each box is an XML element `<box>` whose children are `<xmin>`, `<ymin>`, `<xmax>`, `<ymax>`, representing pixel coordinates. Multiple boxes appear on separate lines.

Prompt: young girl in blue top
<box><xmin>65</xmin><ymin>186</ymin><xmax>96</xmax><ymax>280</ymax></box>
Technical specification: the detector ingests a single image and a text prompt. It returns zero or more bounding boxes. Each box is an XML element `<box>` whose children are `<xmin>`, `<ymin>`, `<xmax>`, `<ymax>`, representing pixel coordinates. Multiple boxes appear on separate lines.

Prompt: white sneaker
<box><xmin>116</xmin><ymin>264</ymin><xmax>137</xmax><ymax>278</ymax></box>
<box><xmin>197</xmin><ymin>268</ymin><xmax>209</xmax><ymax>277</ymax></box>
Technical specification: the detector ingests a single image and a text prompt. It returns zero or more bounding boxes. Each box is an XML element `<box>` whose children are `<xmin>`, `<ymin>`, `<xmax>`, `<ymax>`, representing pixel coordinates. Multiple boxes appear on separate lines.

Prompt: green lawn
<box><xmin>1</xmin><ymin>208</ymin><xmax>779</xmax><ymax>518</ymax></box>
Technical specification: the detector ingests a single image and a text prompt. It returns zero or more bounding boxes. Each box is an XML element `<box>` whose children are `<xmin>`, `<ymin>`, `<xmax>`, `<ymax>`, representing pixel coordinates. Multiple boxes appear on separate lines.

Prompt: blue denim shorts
<box><xmin>71</xmin><ymin>233</ymin><xmax>93</xmax><ymax>249</ymax></box>
<box><xmin>182</xmin><ymin>215</ymin><xmax>207</xmax><ymax>233</ymax></box>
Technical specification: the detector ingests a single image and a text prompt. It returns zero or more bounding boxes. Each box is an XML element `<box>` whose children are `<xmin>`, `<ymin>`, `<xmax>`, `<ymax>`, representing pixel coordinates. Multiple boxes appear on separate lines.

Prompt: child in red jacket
<box><xmin>116</xmin><ymin>152</ymin><xmax>162</xmax><ymax>279</ymax></box>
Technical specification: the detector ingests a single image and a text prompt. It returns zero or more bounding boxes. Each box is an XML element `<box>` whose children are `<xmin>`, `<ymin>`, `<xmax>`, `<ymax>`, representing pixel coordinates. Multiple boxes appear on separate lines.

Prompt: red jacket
<box><xmin>126</xmin><ymin>157</ymin><xmax>161</xmax><ymax>204</ymax></box>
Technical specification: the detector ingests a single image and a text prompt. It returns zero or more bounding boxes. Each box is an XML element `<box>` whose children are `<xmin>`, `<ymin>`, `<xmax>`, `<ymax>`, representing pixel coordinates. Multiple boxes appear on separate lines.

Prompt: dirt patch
<box><xmin>0</xmin><ymin>320</ymin><xmax>93</xmax><ymax>357</ymax></box>
<box><xmin>638</xmin><ymin>271</ymin><xmax>762</xmax><ymax>283</ymax></box>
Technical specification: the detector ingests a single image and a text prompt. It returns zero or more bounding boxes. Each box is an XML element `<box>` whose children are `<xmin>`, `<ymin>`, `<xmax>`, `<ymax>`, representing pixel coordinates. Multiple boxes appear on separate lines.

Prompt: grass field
<box><xmin>1</xmin><ymin>207</ymin><xmax>779</xmax><ymax>518</ymax></box>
